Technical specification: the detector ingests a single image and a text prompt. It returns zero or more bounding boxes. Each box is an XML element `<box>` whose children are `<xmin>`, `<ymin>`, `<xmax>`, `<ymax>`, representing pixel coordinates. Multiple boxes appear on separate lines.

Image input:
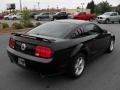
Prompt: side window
<box><xmin>84</xmin><ymin>24</ymin><xmax>101</xmax><ymax>35</ymax></box>
<box><xmin>60</xmin><ymin>12</ymin><xmax>66</xmax><ymax>15</ymax></box>
<box><xmin>71</xmin><ymin>27</ymin><xmax>83</xmax><ymax>38</ymax></box>
<box><xmin>43</xmin><ymin>13</ymin><xmax>49</xmax><ymax>15</ymax></box>
<box><xmin>113</xmin><ymin>13</ymin><xmax>117</xmax><ymax>16</ymax></box>
<box><xmin>111</xmin><ymin>13</ymin><xmax>117</xmax><ymax>16</ymax></box>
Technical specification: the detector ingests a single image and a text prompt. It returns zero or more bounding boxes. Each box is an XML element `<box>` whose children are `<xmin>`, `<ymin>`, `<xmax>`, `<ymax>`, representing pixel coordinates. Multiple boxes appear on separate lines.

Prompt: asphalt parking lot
<box><xmin>0</xmin><ymin>22</ymin><xmax>120</xmax><ymax>90</ymax></box>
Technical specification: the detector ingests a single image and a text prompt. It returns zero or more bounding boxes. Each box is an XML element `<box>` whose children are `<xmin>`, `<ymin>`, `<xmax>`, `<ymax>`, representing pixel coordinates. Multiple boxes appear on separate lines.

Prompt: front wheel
<box><xmin>105</xmin><ymin>19</ymin><xmax>110</xmax><ymax>24</ymax></box>
<box><xmin>67</xmin><ymin>53</ymin><xmax>85</xmax><ymax>78</ymax></box>
<box><xmin>106</xmin><ymin>39</ymin><xmax>115</xmax><ymax>53</ymax></box>
<box><xmin>37</xmin><ymin>17</ymin><xmax>41</xmax><ymax>21</ymax></box>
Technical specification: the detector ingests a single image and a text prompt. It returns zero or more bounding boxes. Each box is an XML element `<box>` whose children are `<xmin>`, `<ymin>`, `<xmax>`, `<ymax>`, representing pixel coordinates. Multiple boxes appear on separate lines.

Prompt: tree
<box><xmin>86</xmin><ymin>0</ymin><xmax>95</xmax><ymax>14</ymax></box>
<box><xmin>116</xmin><ymin>4</ymin><xmax>120</xmax><ymax>14</ymax></box>
<box><xmin>86</xmin><ymin>3</ymin><xmax>90</xmax><ymax>9</ymax></box>
<box><xmin>21</xmin><ymin>8</ymin><xmax>34</xmax><ymax>28</ymax></box>
<box><xmin>90</xmin><ymin>0</ymin><xmax>95</xmax><ymax>13</ymax></box>
<box><xmin>95</xmin><ymin>1</ymin><xmax>112</xmax><ymax>14</ymax></box>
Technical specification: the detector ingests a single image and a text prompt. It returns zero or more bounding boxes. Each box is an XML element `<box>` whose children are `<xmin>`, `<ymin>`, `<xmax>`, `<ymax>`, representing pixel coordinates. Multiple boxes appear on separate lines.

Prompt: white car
<box><xmin>4</xmin><ymin>13</ymin><xmax>22</xmax><ymax>20</ymax></box>
<box><xmin>97</xmin><ymin>12</ymin><xmax>120</xmax><ymax>24</ymax></box>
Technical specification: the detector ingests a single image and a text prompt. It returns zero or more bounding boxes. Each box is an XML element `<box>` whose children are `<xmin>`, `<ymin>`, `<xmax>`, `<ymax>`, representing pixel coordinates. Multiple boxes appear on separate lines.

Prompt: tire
<box><xmin>67</xmin><ymin>53</ymin><xmax>86</xmax><ymax>78</ymax></box>
<box><xmin>5</xmin><ymin>17</ymin><xmax>9</xmax><ymax>20</ymax></box>
<box><xmin>13</xmin><ymin>17</ymin><xmax>17</xmax><ymax>20</ymax></box>
<box><xmin>105</xmin><ymin>19</ymin><xmax>110</xmax><ymax>24</ymax></box>
<box><xmin>98</xmin><ymin>22</ymin><xmax>101</xmax><ymax>24</ymax></box>
<box><xmin>106</xmin><ymin>39</ymin><xmax>115</xmax><ymax>53</ymax></box>
<box><xmin>37</xmin><ymin>17</ymin><xmax>41</xmax><ymax>21</ymax></box>
<box><xmin>89</xmin><ymin>18</ymin><xmax>93</xmax><ymax>21</ymax></box>
<box><xmin>111</xmin><ymin>21</ymin><xmax>114</xmax><ymax>24</ymax></box>
<box><xmin>53</xmin><ymin>18</ymin><xmax>57</xmax><ymax>21</ymax></box>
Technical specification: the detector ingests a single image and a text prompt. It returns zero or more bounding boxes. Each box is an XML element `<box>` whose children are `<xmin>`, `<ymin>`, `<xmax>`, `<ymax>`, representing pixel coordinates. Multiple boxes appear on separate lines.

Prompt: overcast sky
<box><xmin>0</xmin><ymin>0</ymin><xmax>120</xmax><ymax>11</ymax></box>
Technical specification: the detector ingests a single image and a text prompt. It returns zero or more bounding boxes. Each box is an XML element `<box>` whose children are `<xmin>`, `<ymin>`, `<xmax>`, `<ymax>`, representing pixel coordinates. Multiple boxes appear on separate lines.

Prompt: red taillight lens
<box><xmin>35</xmin><ymin>46</ymin><xmax>53</xmax><ymax>59</ymax></box>
<box><xmin>9</xmin><ymin>38</ymin><xmax>15</xmax><ymax>49</ymax></box>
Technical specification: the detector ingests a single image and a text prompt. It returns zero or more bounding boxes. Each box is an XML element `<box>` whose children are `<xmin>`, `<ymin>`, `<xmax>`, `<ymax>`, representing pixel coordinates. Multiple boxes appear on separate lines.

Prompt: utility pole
<box><xmin>20</xmin><ymin>0</ymin><xmax>22</xmax><ymax>11</ymax></box>
<box><xmin>81</xmin><ymin>3</ymin><xmax>84</xmax><ymax>12</ymax></box>
<box><xmin>38</xmin><ymin>2</ymin><xmax>40</xmax><ymax>10</ymax></box>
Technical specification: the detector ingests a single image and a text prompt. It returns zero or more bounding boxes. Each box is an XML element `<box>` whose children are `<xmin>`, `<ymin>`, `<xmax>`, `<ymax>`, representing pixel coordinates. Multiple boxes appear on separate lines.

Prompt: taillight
<box><xmin>9</xmin><ymin>38</ymin><xmax>15</xmax><ymax>49</ymax></box>
<box><xmin>35</xmin><ymin>45</ymin><xmax>53</xmax><ymax>59</ymax></box>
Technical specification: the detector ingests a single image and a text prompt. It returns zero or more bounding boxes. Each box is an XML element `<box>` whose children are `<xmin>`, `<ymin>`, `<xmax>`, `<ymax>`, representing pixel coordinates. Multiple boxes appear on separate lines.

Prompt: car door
<box><xmin>60</xmin><ymin>12</ymin><xmax>66</xmax><ymax>19</ymax></box>
<box><xmin>70</xmin><ymin>26</ymin><xmax>97</xmax><ymax>55</ymax></box>
<box><xmin>42</xmin><ymin>13</ymin><xmax>49</xmax><ymax>19</ymax></box>
<box><xmin>110</xmin><ymin>13</ymin><xmax>118</xmax><ymax>22</ymax></box>
<box><xmin>84</xmin><ymin>24</ymin><xmax>110</xmax><ymax>54</ymax></box>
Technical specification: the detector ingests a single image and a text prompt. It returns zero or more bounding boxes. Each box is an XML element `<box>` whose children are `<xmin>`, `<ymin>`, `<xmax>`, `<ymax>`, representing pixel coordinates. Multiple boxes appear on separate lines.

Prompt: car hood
<box><xmin>98</xmin><ymin>15</ymin><xmax>109</xmax><ymax>18</ymax></box>
<box><xmin>4</xmin><ymin>15</ymin><xmax>10</xmax><ymax>17</ymax></box>
<box><xmin>34</xmin><ymin>15</ymin><xmax>41</xmax><ymax>17</ymax></box>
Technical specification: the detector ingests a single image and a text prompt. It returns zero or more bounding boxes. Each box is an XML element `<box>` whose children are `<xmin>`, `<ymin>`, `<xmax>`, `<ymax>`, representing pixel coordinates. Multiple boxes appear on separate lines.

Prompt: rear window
<box><xmin>27</xmin><ymin>22</ymin><xmax>77</xmax><ymax>38</ymax></box>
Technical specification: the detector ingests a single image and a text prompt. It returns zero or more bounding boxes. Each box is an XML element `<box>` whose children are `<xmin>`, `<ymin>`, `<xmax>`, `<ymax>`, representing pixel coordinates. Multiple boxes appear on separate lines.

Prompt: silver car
<box><xmin>97</xmin><ymin>12</ymin><xmax>120</xmax><ymax>24</ymax></box>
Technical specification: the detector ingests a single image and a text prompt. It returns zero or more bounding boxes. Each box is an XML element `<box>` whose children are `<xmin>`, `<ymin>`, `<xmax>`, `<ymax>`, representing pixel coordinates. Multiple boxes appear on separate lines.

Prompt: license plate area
<box><xmin>18</xmin><ymin>58</ymin><xmax>26</xmax><ymax>67</ymax></box>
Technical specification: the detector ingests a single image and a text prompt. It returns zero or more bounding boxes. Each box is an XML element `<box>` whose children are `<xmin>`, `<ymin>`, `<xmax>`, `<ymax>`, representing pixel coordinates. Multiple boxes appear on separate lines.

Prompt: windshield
<box><xmin>103</xmin><ymin>12</ymin><xmax>112</xmax><ymax>15</ymax></box>
<box><xmin>27</xmin><ymin>22</ymin><xmax>77</xmax><ymax>38</ymax></box>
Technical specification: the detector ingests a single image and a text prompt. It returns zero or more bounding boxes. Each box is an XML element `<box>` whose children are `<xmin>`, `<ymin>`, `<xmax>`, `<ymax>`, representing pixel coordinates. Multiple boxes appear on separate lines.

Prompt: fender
<box><xmin>70</xmin><ymin>43</ymin><xmax>90</xmax><ymax>58</ymax></box>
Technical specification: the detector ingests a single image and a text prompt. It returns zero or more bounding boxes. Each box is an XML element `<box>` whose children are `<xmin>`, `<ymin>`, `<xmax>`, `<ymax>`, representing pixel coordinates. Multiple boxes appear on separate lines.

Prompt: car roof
<box><xmin>55</xmin><ymin>19</ymin><xmax>90</xmax><ymax>25</ymax></box>
<box><xmin>105</xmin><ymin>12</ymin><xmax>117</xmax><ymax>13</ymax></box>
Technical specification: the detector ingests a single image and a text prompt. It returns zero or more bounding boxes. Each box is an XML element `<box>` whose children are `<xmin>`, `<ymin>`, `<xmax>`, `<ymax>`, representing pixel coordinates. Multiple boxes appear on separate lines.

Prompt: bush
<box><xmin>12</xmin><ymin>22</ymin><xmax>23</xmax><ymax>29</ymax></box>
<box><xmin>22</xmin><ymin>21</ymin><xmax>34</xmax><ymax>28</ymax></box>
<box><xmin>2</xmin><ymin>23</ymin><xmax>9</xmax><ymax>28</ymax></box>
<box><xmin>20</xmin><ymin>8</ymin><xmax>34</xmax><ymax>28</ymax></box>
<box><xmin>35</xmin><ymin>22</ymin><xmax>42</xmax><ymax>27</ymax></box>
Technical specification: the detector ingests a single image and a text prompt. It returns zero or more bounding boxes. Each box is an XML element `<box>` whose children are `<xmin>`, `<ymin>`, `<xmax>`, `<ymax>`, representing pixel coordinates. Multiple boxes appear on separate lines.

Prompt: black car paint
<box><xmin>53</xmin><ymin>12</ymin><xmax>68</xmax><ymax>20</ymax></box>
<box><xmin>7</xmin><ymin>20</ymin><xmax>115</xmax><ymax>74</ymax></box>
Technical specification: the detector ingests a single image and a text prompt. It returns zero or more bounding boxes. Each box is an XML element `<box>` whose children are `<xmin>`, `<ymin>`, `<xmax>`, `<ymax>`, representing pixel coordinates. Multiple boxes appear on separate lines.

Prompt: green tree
<box><xmin>21</xmin><ymin>8</ymin><xmax>34</xmax><ymax>28</ymax></box>
<box><xmin>86</xmin><ymin>0</ymin><xmax>95</xmax><ymax>13</ymax></box>
<box><xmin>86</xmin><ymin>3</ymin><xmax>90</xmax><ymax>9</ymax></box>
<box><xmin>95</xmin><ymin>1</ymin><xmax>112</xmax><ymax>14</ymax></box>
<box><xmin>116</xmin><ymin>4</ymin><xmax>120</xmax><ymax>14</ymax></box>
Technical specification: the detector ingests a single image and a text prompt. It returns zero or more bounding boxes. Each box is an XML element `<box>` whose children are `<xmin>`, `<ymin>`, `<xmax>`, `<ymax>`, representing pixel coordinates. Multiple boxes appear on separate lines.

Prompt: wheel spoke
<box><xmin>75</xmin><ymin>57</ymin><xmax>85</xmax><ymax>75</ymax></box>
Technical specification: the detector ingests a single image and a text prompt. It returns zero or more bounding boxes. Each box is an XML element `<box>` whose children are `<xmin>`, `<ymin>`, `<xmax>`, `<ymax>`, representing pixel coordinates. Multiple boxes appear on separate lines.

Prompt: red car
<box><xmin>73</xmin><ymin>12</ymin><xmax>96</xmax><ymax>21</ymax></box>
<box><xmin>0</xmin><ymin>13</ymin><xmax>4</xmax><ymax>20</ymax></box>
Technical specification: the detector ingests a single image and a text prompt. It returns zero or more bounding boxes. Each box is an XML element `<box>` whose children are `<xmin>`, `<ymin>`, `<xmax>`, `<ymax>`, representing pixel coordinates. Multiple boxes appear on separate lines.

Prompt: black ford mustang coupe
<box><xmin>7</xmin><ymin>20</ymin><xmax>115</xmax><ymax>78</ymax></box>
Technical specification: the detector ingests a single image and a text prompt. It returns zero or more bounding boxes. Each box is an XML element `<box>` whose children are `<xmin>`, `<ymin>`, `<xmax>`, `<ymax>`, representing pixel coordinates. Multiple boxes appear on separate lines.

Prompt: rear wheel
<box><xmin>5</xmin><ymin>17</ymin><xmax>9</xmax><ymax>20</ymax></box>
<box><xmin>37</xmin><ymin>17</ymin><xmax>41</xmax><ymax>21</ymax></box>
<box><xmin>67</xmin><ymin>53</ymin><xmax>85</xmax><ymax>78</ymax></box>
<box><xmin>13</xmin><ymin>17</ymin><xmax>17</xmax><ymax>20</ymax></box>
<box><xmin>111</xmin><ymin>21</ymin><xmax>114</xmax><ymax>24</ymax></box>
<box><xmin>89</xmin><ymin>18</ymin><xmax>93</xmax><ymax>21</ymax></box>
<box><xmin>106</xmin><ymin>39</ymin><xmax>115</xmax><ymax>53</ymax></box>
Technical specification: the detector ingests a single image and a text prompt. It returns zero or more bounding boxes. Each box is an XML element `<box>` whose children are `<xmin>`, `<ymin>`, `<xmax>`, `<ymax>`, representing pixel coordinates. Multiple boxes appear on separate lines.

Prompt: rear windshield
<box><xmin>27</xmin><ymin>22</ymin><xmax>77</xmax><ymax>38</ymax></box>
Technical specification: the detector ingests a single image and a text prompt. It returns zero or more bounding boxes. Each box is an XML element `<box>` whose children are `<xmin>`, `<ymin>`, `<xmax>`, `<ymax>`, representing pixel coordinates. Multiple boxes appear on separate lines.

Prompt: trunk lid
<box><xmin>11</xmin><ymin>33</ymin><xmax>65</xmax><ymax>57</ymax></box>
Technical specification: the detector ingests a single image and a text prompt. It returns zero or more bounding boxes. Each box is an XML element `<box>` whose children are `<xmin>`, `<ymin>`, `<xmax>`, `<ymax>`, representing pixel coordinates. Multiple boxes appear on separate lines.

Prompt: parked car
<box><xmin>30</xmin><ymin>12</ymin><xmax>38</xmax><ymax>18</ymax></box>
<box><xmin>0</xmin><ymin>13</ymin><xmax>4</xmax><ymax>20</ymax></box>
<box><xmin>97</xmin><ymin>12</ymin><xmax>120</xmax><ymax>24</ymax></box>
<box><xmin>52</xmin><ymin>12</ymin><xmax>68</xmax><ymax>20</ymax></box>
<box><xmin>34</xmin><ymin>12</ymin><xmax>53</xmax><ymax>21</ymax></box>
<box><xmin>7</xmin><ymin>20</ymin><xmax>115</xmax><ymax>78</ymax></box>
<box><xmin>4</xmin><ymin>13</ymin><xmax>22</xmax><ymax>20</ymax></box>
<box><xmin>73</xmin><ymin>12</ymin><xmax>96</xmax><ymax>21</ymax></box>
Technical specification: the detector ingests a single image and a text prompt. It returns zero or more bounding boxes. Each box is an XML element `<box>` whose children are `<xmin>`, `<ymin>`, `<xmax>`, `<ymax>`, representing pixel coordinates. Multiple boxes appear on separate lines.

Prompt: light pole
<box><xmin>20</xmin><ymin>0</ymin><xmax>22</xmax><ymax>11</ymax></box>
<box><xmin>38</xmin><ymin>2</ymin><xmax>40</xmax><ymax>10</ymax></box>
<box><xmin>81</xmin><ymin>3</ymin><xmax>84</xmax><ymax>12</ymax></box>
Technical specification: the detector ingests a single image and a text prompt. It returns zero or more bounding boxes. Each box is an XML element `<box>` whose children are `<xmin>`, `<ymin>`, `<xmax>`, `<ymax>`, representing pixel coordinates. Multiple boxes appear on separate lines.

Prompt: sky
<box><xmin>0</xmin><ymin>0</ymin><xmax>120</xmax><ymax>12</ymax></box>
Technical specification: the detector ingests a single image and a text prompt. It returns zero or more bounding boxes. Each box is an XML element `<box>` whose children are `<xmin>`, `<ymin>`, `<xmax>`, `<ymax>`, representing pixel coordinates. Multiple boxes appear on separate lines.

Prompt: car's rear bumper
<box><xmin>7</xmin><ymin>47</ymin><xmax>65</xmax><ymax>74</ymax></box>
